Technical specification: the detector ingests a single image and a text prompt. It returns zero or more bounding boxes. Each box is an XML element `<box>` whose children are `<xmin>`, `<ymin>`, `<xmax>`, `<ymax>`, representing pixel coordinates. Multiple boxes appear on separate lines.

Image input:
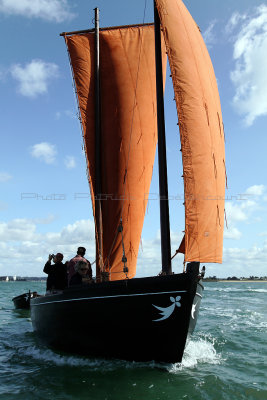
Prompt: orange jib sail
<box><xmin>155</xmin><ymin>0</ymin><xmax>226</xmax><ymax>263</ymax></box>
<box><xmin>65</xmin><ymin>25</ymin><xmax>167</xmax><ymax>279</ymax></box>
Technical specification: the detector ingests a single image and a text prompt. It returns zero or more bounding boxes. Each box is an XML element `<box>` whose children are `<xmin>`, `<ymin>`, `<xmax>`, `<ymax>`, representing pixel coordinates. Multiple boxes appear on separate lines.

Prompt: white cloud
<box><xmin>0</xmin><ymin>216</ymin><xmax>266</xmax><ymax>278</ymax></box>
<box><xmin>64</xmin><ymin>156</ymin><xmax>76</xmax><ymax>169</ymax></box>
<box><xmin>225</xmin><ymin>12</ymin><xmax>247</xmax><ymax>34</ymax></box>
<box><xmin>0</xmin><ymin>219</ymin><xmax>37</xmax><ymax>241</ymax></box>
<box><xmin>55</xmin><ymin>110</ymin><xmax>76</xmax><ymax>120</ymax></box>
<box><xmin>0</xmin><ymin>0</ymin><xmax>74</xmax><ymax>22</ymax></box>
<box><xmin>203</xmin><ymin>20</ymin><xmax>217</xmax><ymax>48</ymax></box>
<box><xmin>229</xmin><ymin>5</ymin><xmax>267</xmax><ymax>125</ymax></box>
<box><xmin>222</xmin><ymin>243</ymin><xmax>267</xmax><ymax>277</ymax></box>
<box><xmin>137</xmin><ymin>230</ymin><xmax>184</xmax><ymax>277</ymax></box>
<box><xmin>30</xmin><ymin>215</ymin><xmax>56</xmax><ymax>224</ymax></box>
<box><xmin>10</xmin><ymin>59</ymin><xmax>59</xmax><ymax>98</ymax></box>
<box><xmin>54</xmin><ymin>219</ymin><xmax>95</xmax><ymax>246</ymax></box>
<box><xmin>224</xmin><ymin>184</ymin><xmax>265</xmax><ymax>240</ymax></box>
<box><xmin>0</xmin><ymin>219</ymin><xmax>184</xmax><ymax>278</ymax></box>
<box><xmin>224</xmin><ymin>226</ymin><xmax>242</xmax><ymax>240</ymax></box>
<box><xmin>0</xmin><ymin>172</ymin><xmax>12</xmax><ymax>182</ymax></box>
<box><xmin>225</xmin><ymin>202</ymin><xmax>247</xmax><ymax>223</ymax></box>
<box><xmin>30</xmin><ymin>142</ymin><xmax>57</xmax><ymax>164</ymax></box>
<box><xmin>245</xmin><ymin>184</ymin><xmax>265</xmax><ymax>196</ymax></box>
<box><xmin>0</xmin><ymin>218</ymin><xmax>95</xmax><ymax>276</ymax></box>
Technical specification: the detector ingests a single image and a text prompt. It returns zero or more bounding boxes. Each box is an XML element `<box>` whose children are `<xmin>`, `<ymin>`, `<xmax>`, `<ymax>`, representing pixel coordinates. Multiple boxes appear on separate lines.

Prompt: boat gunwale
<box><xmin>31</xmin><ymin>289</ymin><xmax>188</xmax><ymax>306</ymax></box>
<box><xmin>30</xmin><ymin>273</ymin><xmax>198</xmax><ymax>307</ymax></box>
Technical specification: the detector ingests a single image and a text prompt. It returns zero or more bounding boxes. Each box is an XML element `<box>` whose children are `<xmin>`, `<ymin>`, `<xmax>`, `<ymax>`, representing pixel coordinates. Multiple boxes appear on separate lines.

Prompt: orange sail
<box><xmin>155</xmin><ymin>0</ymin><xmax>225</xmax><ymax>263</ymax></box>
<box><xmin>65</xmin><ymin>25</ymin><xmax>166</xmax><ymax>279</ymax></box>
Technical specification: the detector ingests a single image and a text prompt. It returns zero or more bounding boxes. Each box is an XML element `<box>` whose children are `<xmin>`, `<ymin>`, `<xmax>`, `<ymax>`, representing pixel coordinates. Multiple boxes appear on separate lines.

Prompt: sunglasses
<box><xmin>80</xmin><ymin>268</ymin><xmax>89</xmax><ymax>272</ymax></box>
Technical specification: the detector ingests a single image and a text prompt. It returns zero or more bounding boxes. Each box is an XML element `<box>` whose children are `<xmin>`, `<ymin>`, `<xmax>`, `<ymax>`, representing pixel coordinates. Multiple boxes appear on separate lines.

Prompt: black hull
<box><xmin>13</xmin><ymin>291</ymin><xmax>41</xmax><ymax>309</ymax></box>
<box><xmin>31</xmin><ymin>272</ymin><xmax>201</xmax><ymax>363</ymax></box>
<box><xmin>13</xmin><ymin>293</ymin><xmax>30</xmax><ymax>309</ymax></box>
<box><xmin>188</xmin><ymin>280</ymin><xmax>204</xmax><ymax>336</ymax></box>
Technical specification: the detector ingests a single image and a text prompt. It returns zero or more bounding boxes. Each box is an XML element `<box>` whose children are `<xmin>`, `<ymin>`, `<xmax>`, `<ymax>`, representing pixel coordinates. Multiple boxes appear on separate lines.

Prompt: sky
<box><xmin>0</xmin><ymin>0</ymin><xmax>267</xmax><ymax>279</ymax></box>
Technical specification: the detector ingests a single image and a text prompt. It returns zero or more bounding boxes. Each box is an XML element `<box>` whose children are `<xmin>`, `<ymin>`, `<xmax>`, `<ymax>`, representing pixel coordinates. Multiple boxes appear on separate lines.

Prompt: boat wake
<box><xmin>22</xmin><ymin>345</ymin><xmax>161</xmax><ymax>370</ymax></box>
<box><xmin>168</xmin><ymin>335</ymin><xmax>221</xmax><ymax>373</ymax></box>
<box><xmin>21</xmin><ymin>334</ymin><xmax>221</xmax><ymax>373</ymax></box>
<box><xmin>22</xmin><ymin>346</ymin><xmax>121</xmax><ymax>369</ymax></box>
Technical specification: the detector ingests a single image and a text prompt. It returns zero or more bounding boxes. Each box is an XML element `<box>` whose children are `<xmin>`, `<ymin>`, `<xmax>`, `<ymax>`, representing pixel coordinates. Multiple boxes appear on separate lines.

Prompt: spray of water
<box><xmin>168</xmin><ymin>335</ymin><xmax>221</xmax><ymax>373</ymax></box>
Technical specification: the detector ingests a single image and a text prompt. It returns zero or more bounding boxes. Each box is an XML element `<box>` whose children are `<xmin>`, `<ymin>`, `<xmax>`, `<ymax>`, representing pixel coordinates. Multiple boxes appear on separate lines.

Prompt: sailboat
<box><xmin>31</xmin><ymin>0</ymin><xmax>225</xmax><ymax>363</ymax></box>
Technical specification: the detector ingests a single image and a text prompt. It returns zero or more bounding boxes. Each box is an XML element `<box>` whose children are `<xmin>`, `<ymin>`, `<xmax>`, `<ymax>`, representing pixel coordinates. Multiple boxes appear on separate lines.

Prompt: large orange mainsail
<box><xmin>65</xmin><ymin>25</ymin><xmax>166</xmax><ymax>280</ymax></box>
<box><xmin>155</xmin><ymin>0</ymin><xmax>225</xmax><ymax>263</ymax></box>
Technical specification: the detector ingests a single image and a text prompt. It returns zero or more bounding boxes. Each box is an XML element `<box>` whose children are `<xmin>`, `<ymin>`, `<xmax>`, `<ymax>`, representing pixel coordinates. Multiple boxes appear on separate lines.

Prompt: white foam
<box><xmin>168</xmin><ymin>336</ymin><xmax>221</xmax><ymax>373</ymax></box>
<box><xmin>22</xmin><ymin>346</ymin><xmax>114</xmax><ymax>369</ymax></box>
<box><xmin>22</xmin><ymin>346</ymin><xmax>158</xmax><ymax>370</ymax></box>
<box><xmin>205</xmin><ymin>286</ymin><xmax>267</xmax><ymax>294</ymax></box>
<box><xmin>22</xmin><ymin>339</ymin><xmax>221</xmax><ymax>373</ymax></box>
<box><xmin>248</xmin><ymin>288</ymin><xmax>267</xmax><ymax>293</ymax></box>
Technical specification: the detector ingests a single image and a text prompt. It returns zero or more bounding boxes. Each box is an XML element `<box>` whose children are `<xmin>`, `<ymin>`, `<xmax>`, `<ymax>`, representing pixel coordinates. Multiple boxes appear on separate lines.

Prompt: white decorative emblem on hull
<box><xmin>191</xmin><ymin>300</ymin><xmax>198</xmax><ymax>319</ymax></box>
<box><xmin>152</xmin><ymin>296</ymin><xmax>181</xmax><ymax>322</ymax></box>
<box><xmin>191</xmin><ymin>292</ymin><xmax>202</xmax><ymax>319</ymax></box>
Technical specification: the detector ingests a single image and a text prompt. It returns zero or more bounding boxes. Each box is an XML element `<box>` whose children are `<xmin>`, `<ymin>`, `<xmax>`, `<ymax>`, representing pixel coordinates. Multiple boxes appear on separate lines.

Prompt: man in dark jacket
<box><xmin>43</xmin><ymin>253</ymin><xmax>68</xmax><ymax>294</ymax></box>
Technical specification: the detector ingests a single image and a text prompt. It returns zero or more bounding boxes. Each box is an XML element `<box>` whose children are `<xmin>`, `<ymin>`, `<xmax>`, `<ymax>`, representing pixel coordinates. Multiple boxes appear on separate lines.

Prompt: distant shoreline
<box><xmin>205</xmin><ymin>280</ymin><xmax>267</xmax><ymax>283</ymax></box>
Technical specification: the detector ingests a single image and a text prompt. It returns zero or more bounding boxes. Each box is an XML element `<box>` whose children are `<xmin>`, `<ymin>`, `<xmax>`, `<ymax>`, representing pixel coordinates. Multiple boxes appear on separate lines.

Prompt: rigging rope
<box><xmin>171</xmin><ymin>249</ymin><xmax>179</xmax><ymax>260</ymax></box>
<box><xmin>118</xmin><ymin>219</ymin><xmax>129</xmax><ymax>278</ymax></box>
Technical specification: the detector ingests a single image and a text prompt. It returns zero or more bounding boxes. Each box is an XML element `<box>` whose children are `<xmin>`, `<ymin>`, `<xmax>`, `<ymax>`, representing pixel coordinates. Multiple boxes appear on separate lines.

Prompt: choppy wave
<box><xmin>200</xmin><ymin>306</ymin><xmax>267</xmax><ymax>331</ymax></box>
<box><xmin>205</xmin><ymin>287</ymin><xmax>267</xmax><ymax>293</ymax></box>
<box><xmin>248</xmin><ymin>288</ymin><xmax>267</xmax><ymax>293</ymax></box>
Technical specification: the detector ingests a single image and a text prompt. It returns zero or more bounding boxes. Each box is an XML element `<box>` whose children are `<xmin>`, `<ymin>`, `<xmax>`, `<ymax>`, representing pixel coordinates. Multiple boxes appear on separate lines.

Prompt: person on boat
<box><xmin>67</xmin><ymin>247</ymin><xmax>92</xmax><ymax>283</ymax></box>
<box><xmin>69</xmin><ymin>260</ymin><xmax>93</xmax><ymax>286</ymax></box>
<box><xmin>43</xmin><ymin>253</ymin><xmax>68</xmax><ymax>294</ymax></box>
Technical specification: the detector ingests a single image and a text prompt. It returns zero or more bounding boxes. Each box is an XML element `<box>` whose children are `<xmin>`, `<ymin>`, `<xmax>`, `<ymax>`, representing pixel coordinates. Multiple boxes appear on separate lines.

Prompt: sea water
<box><xmin>0</xmin><ymin>281</ymin><xmax>266</xmax><ymax>400</ymax></box>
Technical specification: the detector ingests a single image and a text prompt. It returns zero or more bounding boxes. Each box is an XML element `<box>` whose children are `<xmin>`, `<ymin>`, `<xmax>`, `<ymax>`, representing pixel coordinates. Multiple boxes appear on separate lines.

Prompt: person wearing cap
<box><xmin>43</xmin><ymin>253</ymin><xmax>68</xmax><ymax>294</ymax></box>
<box><xmin>67</xmin><ymin>247</ymin><xmax>92</xmax><ymax>284</ymax></box>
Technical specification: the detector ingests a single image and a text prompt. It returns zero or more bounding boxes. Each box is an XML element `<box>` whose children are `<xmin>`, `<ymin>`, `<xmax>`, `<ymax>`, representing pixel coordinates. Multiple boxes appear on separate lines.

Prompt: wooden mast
<box><xmin>154</xmin><ymin>1</ymin><xmax>172</xmax><ymax>275</ymax></box>
<box><xmin>94</xmin><ymin>7</ymin><xmax>103</xmax><ymax>281</ymax></box>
